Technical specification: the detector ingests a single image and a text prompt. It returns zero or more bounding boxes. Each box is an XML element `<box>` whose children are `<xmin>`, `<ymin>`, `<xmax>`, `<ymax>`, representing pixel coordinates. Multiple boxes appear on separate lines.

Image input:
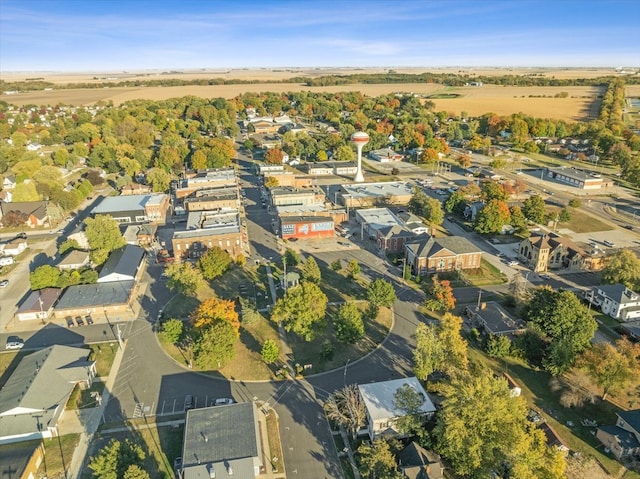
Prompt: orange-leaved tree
<box><xmin>191</xmin><ymin>298</ymin><xmax>240</xmax><ymax>332</ymax></box>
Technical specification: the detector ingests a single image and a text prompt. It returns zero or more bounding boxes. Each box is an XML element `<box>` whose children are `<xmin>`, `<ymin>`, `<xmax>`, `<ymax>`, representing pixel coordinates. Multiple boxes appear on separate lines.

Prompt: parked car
<box><xmin>624</xmin><ymin>225</ymin><xmax>633</xmax><ymax>230</ymax></box>
<box><xmin>214</xmin><ymin>398</ymin><xmax>235</xmax><ymax>406</ymax></box>
<box><xmin>85</xmin><ymin>315</ymin><xmax>94</xmax><ymax>325</ymax></box>
<box><xmin>184</xmin><ymin>394</ymin><xmax>194</xmax><ymax>411</ymax></box>
<box><xmin>540</xmin><ymin>274</ymin><xmax>551</xmax><ymax>280</ymax></box>
<box><xmin>508</xmin><ymin>261</ymin><xmax>518</xmax><ymax>266</ymax></box>
<box><xmin>0</xmin><ymin>279</ymin><xmax>8</xmax><ymax>288</ymax></box>
<box><xmin>66</xmin><ymin>317</ymin><xmax>74</xmax><ymax>327</ymax></box>
<box><xmin>75</xmin><ymin>316</ymin><xmax>85</xmax><ymax>326</ymax></box>
<box><xmin>603</xmin><ymin>240</ymin><xmax>616</xmax><ymax>247</ymax></box>
<box><xmin>5</xmin><ymin>336</ymin><xmax>24</xmax><ymax>350</ymax></box>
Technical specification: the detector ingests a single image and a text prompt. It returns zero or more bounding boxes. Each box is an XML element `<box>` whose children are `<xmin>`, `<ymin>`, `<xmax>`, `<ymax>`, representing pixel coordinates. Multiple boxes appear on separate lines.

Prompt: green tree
<box><xmin>474</xmin><ymin>199</ymin><xmax>511</xmax><ymax>234</ymax></box>
<box><xmin>264</xmin><ymin>176</ymin><xmax>279</xmax><ymax>188</ymax></box>
<box><xmin>84</xmin><ymin>215</ymin><xmax>126</xmax><ymax>265</ymax></box>
<box><xmin>435</xmin><ymin>373</ymin><xmax>528</xmax><ymax>477</ymax></box>
<box><xmin>524</xmin><ymin>287</ymin><xmax>597</xmax><ymax>374</ymax></box>
<box><xmin>330</xmin><ymin>259</ymin><xmax>342</xmax><ymax>271</ymax></box>
<box><xmin>481</xmin><ymin>181</ymin><xmax>508</xmax><ymax>202</ymax></box>
<box><xmin>261</xmin><ymin>339</ymin><xmax>280</xmax><ymax>364</ymax></box>
<box><xmin>58</xmin><ymin>239</ymin><xmax>80</xmax><ymax>256</ymax></box>
<box><xmin>601</xmin><ymin>249</ymin><xmax>640</xmax><ymax>291</ymax></box>
<box><xmin>88</xmin><ymin>439</ymin><xmax>146</xmax><ymax>479</ymax></box>
<box><xmin>165</xmin><ymin>262</ymin><xmax>205</xmax><ymax>297</ymax></box>
<box><xmin>300</xmin><ymin>256</ymin><xmax>321</xmax><ymax>283</ymax></box>
<box><xmin>271</xmin><ymin>282</ymin><xmax>328</xmax><ymax>341</ymax></box>
<box><xmin>123</xmin><ymin>465</ymin><xmax>150</xmax><ymax>479</ymax></box>
<box><xmin>334</xmin><ymin>302</ymin><xmax>364</xmax><ymax>343</ymax></box>
<box><xmin>413</xmin><ymin>322</ymin><xmax>444</xmax><ymax>381</ymax></box>
<box><xmin>509</xmin><ymin>205</ymin><xmax>527</xmax><ymax>230</ymax></box>
<box><xmin>12</xmin><ymin>182</ymin><xmax>41</xmax><ymax>202</ymax></box>
<box><xmin>30</xmin><ymin>265</ymin><xmax>61</xmax><ymax>290</ymax></box>
<box><xmin>522</xmin><ymin>194</ymin><xmax>546</xmax><ymax>224</ymax></box>
<box><xmin>324</xmin><ymin>384</ymin><xmax>367</xmax><ymax>439</ymax></box>
<box><xmin>444</xmin><ymin>190</ymin><xmax>467</xmax><ymax>214</ymax></box>
<box><xmin>334</xmin><ymin>144</ymin><xmax>354</xmax><ymax>162</ymax></box>
<box><xmin>146</xmin><ymin>167</ymin><xmax>171</xmax><ymax>192</ymax></box>
<box><xmin>393</xmin><ymin>383</ymin><xmax>430</xmax><ymax>438</ymax></box>
<box><xmin>558</xmin><ymin>208</ymin><xmax>571</xmax><ymax>223</ymax></box>
<box><xmin>162</xmin><ymin>318</ymin><xmax>184</xmax><ymax>344</ymax></box>
<box><xmin>366</xmin><ymin>278</ymin><xmax>397</xmax><ymax>310</ymax></box>
<box><xmin>284</xmin><ymin>247</ymin><xmax>300</xmax><ymax>267</ymax></box>
<box><xmin>568</xmin><ymin>198</ymin><xmax>582</xmax><ymax>208</ymax></box>
<box><xmin>347</xmin><ymin>259</ymin><xmax>361</xmax><ymax>278</ymax></box>
<box><xmin>357</xmin><ymin>440</ymin><xmax>400</xmax><ymax>479</ymax></box>
<box><xmin>191</xmin><ymin>150</ymin><xmax>207</xmax><ymax>170</ymax></box>
<box><xmin>52</xmin><ymin>147</ymin><xmax>69</xmax><ymax>167</ymax></box>
<box><xmin>579</xmin><ymin>338</ymin><xmax>640</xmax><ymax>400</ymax></box>
<box><xmin>193</xmin><ymin>319</ymin><xmax>239</xmax><ymax>369</ymax></box>
<box><xmin>485</xmin><ymin>334</ymin><xmax>511</xmax><ymax>358</ymax></box>
<box><xmin>197</xmin><ymin>246</ymin><xmax>233</xmax><ymax>280</ymax></box>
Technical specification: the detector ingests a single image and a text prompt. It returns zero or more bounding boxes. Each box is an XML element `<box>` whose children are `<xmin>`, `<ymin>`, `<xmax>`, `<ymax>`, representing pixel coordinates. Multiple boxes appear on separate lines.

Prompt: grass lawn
<box><xmin>66</xmin><ymin>381</ymin><xmax>106</xmax><ymax>410</ymax></box>
<box><xmin>555</xmin><ymin>209</ymin><xmax>613</xmax><ymax>233</ymax></box>
<box><xmin>85</xmin><ymin>422</ymin><xmax>182</xmax><ymax>479</ymax></box>
<box><xmin>163</xmin><ymin>294</ymin><xmax>200</xmax><ymax>320</ymax></box>
<box><xmin>289</xmin><ymin>305</ymin><xmax>393</xmax><ymax>375</ymax></box>
<box><xmin>210</xmin><ymin>265</ymin><xmax>271</xmax><ymax>310</ymax></box>
<box><xmin>461</xmin><ymin>259</ymin><xmax>508</xmax><ymax>286</ymax></box>
<box><xmin>87</xmin><ymin>343</ymin><xmax>118</xmax><ymax>378</ymax></box>
<box><xmin>465</xmin><ymin>346</ymin><xmax>630</xmax><ymax>476</ymax></box>
<box><xmin>37</xmin><ymin>434</ymin><xmax>80</xmax><ymax>479</ymax></box>
<box><xmin>318</xmin><ymin>266</ymin><xmax>367</xmax><ymax>303</ymax></box>
<box><xmin>266</xmin><ymin>409</ymin><xmax>285</xmax><ymax>476</ymax></box>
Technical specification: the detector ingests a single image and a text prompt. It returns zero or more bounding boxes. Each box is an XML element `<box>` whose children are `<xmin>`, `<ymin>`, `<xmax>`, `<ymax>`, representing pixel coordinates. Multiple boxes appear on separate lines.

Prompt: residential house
<box><xmin>92</xmin><ymin>194</ymin><xmax>169</xmax><ymax>224</ymax></box>
<box><xmin>376</xmin><ymin>225</ymin><xmax>417</xmax><ymax>254</ymax></box>
<box><xmin>57</xmin><ymin>250</ymin><xmax>90</xmax><ymax>271</ymax></box>
<box><xmin>0</xmin><ymin>201</ymin><xmax>48</xmax><ymax>227</ymax></box>
<box><xmin>0</xmin><ymin>345</ymin><xmax>96</xmax><ymax>444</ymax></box>
<box><xmin>463</xmin><ymin>202</ymin><xmax>485</xmax><ymax>222</ymax></box>
<box><xmin>596</xmin><ymin>410</ymin><xmax>640</xmax><ymax>459</ymax></box>
<box><xmin>15</xmin><ymin>288</ymin><xmax>62</xmax><ymax>322</ymax></box>
<box><xmin>518</xmin><ymin>232</ymin><xmax>599</xmax><ymax>273</ymax></box>
<box><xmin>358</xmin><ymin>377</ymin><xmax>436</xmax><ymax>441</ymax></box>
<box><xmin>584</xmin><ymin>284</ymin><xmax>640</xmax><ymax>322</ymax></box>
<box><xmin>397</xmin><ymin>211</ymin><xmax>430</xmax><ymax>236</ymax></box>
<box><xmin>0</xmin><ymin>238</ymin><xmax>28</xmax><ymax>257</ymax></box>
<box><xmin>97</xmin><ymin>245</ymin><xmax>145</xmax><ymax>283</ymax></box>
<box><xmin>2</xmin><ymin>175</ymin><xmax>16</xmax><ymax>189</ymax></box>
<box><xmin>405</xmin><ymin>236</ymin><xmax>482</xmax><ymax>276</ymax></box>
<box><xmin>398</xmin><ymin>441</ymin><xmax>444</xmax><ymax>479</ymax></box>
<box><xmin>466</xmin><ymin>302</ymin><xmax>526</xmax><ymax>337</ymax></box>
<box><xmin>179</xmin><ymin>402</ymin><xmax>265</xmax><ymax>478</ymax></box>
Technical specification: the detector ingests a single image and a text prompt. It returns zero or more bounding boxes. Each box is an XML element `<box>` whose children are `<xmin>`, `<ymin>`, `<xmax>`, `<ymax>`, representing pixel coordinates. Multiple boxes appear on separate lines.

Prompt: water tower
<box><xmin>351</xmin><ymin>131</ymin><xmax>369</xmax><ymax>183</ymax></box>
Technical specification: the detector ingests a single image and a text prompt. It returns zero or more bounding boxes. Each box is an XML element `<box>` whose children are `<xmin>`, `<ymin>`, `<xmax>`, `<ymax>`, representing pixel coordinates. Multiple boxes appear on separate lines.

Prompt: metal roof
<box><xmin>97</xmin><ymin>245</ymin><xmax>145</xmax><ymax>282</ymax></box>
<box><xmin>55</xmin><ymin>281</ymin><xmax>134</xmax><ymax>309</ymax></box>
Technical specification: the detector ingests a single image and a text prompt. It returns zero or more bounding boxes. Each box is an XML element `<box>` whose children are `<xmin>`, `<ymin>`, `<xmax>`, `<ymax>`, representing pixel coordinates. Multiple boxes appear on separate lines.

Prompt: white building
<box><xmin>585</xmin><ymin>284</ymin><xmax>640</xmax><ymax>321</ymax></box>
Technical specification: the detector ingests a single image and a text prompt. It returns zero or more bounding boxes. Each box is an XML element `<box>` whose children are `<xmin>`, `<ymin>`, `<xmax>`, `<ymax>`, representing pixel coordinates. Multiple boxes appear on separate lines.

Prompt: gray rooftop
<box><xmin>618</xmin><ymin>409</ymin><xmax>640</xmax><ymax>434</ymax></box>
<box><xmin>0</xmin><ymin>345</ymin><xmax>94</xmax><ymax>440</ymax></box>
<box><xmin>16</xmin><ymin>288</ymin><xmax>62</xmax><ymax>314</ymax></box>
<box><xmin>356</xmin><ymin>208</ymin><xmax>403</xmax><ymax>228</ymax></box>
<box><xmin>92</xmin><ymin>194</ymin><xmax>164</xmax><ymax>214</ymax></box>
<box><xmin>595</xmin><ymin>284</ymin><xmax>640</xmax><ymax>305</ymax></box>
<box><xmin>186</xmin><ymin>209</ymin><xmax>240</xmax><ymax>231</ymax></box>
<box><xmin>55</xmin><ymin>281</ymin><xmax>134</xmax><ymax>309</ymax></box>
<box><xmin>56</xmin><ymin>250</ymin><xmax>90</xmax><ymax>268</ymax></box>
<box><xmin>549</xmin><ymin>167</ymin><xmax>603</xmax><ymax>182</ymax></box>
<box><xmin>358</xmin><ymin>377</ymin><xmax>435</xmax><ymax>422</ymax></box>
<box><xmin>97</xmin><ymin>245</ymin><xmax>145</xmax><ymax>282</ymax></box>
<box><xmin>407</xmin><ymin>236</ymin><xmax>482</xmax><ymax>257</ymax></box>
<box><xmin>341</xmin><ymin>181</ymin><xmax>413</xmax><ymax>198</ymax></box>
<box><xmin>474</xmin><ymin>302</ymin><xmax>526</xmax><ymax>335</ymax></box>
<box><xmin>182</xmin><ymin>403</ymin><xmax>259</xmax><ymax>475</ymax></box>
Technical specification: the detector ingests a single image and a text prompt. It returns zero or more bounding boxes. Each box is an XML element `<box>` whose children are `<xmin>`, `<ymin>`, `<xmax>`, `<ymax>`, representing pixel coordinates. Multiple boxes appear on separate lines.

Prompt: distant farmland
<box><xmin>3</xmin><ymin>81</ymin><xmax>605</xmax><ymax>122</ymax></box>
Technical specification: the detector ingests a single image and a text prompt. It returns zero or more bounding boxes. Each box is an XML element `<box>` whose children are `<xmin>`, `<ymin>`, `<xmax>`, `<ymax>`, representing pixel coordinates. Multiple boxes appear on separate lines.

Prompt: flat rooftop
<box><xmin>93</xmin><ymin>194</ymin><xmax>167</xmax><ymax>214</ymax></box>
<box><xmin>186</xmin><ymin>209</ymin><xmax>240</xmax><ymax>230</ymax></box>
<box><xmin>356</xmin><ymin>207</ymin><xmax>403</xmax><ymax>228</ymax></box>
<box><xmin>341</xmin><ymin>181</ymin><xmax>413</xmax><ymax>198</ymax></box>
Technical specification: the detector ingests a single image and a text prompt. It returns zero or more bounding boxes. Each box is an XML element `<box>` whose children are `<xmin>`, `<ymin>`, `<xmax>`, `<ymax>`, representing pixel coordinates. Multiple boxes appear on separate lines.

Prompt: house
<box><xmin>519</xmin><ymin>232</ymin><xmax>599</xmax><ymax>273</ymax></box>
<box><xmin>15</xmin><ymin>288</ymin><xmax>62</xmax><ymax>322</ymax></box>
<box><xmin>57</xmin><ymin>250</ymin><xmax>90</xmax><ymax>270</ymax></box>
<box><xmin>397</xmin><ymin>211</ymin><xmax>430</xmax><ymax>236</ymax></box>
<box><xmin>0</xmin><ymin>201</ymin><xmax>49</xmax><ymax>227</ymax></box>
<box><xmin>584</xmin><ymin>284</ymin><xmax>640</xmax><ymax>321</ymax></box>
<box><xmin>376</xmin><ymin>224</ymin><xmax>417</xmax><ymax>254</ymax></box>
<box><xmin>2</xmin><ymin>175</ymin><xmax>16</xmax><ymax>189</ymax></box>
<box><xmin>405</xmin><ymin>236</ymin><xmax>482</xmax><ymax>276</ymax></box>
<box><xmin>596</xmin><ymin>409</ymin><xmax>640</xmax><ymax>459</ymax></box>
<box><xmin>97</xmin><ymin>245</ymin><xmax>145</xmax><ymax>283</ymax></box>
<box><xmin>179</xmin><ymin>402</ymin><xmax>265</xmax><ymax>478</ymax></box>
<box><xmin>398</xmin><ymin>441</ymin><xmax>444</xmax><ymax>479</ymax></box>
<box><xmin>0</xmin><ymin>189</ymin><xmax>13</xmax><ymax>202</ymax></box>
<box><xmin>0</xmin><ymin>345</ymin><xmax>96</xmax><ymax>444</ymax></box>
<box><xmin>0</xmin><ymin>441</ymin><xmax>45</xmax><ymax>479</ymax></box>
<box><xmin>358</xmin><ymin>377</ymin><xmax>436</xmax><ymax>441</ymax></box>
<box><xmin>92</xmin><ymin>194</ymin><xmax>169</xmax><ymax>224</ymax></box>
<box><xmin>0</xmin><ymin>238</ymin><xmax>27</xmax><ymax>257</ymax></box>
<box><xmin>466</xmin><ymin>302</ymin><xmax>526</xmax><ymax>337</ymax></box>
<box><xmin>369</xmin><ymin>148</ymin><xmax>404</xmax><ymax>162</ymax></box>
<box><xmin>463</xmin><ymin>201</ymin><xmax>485</xmax><ymax>221</ymax></box>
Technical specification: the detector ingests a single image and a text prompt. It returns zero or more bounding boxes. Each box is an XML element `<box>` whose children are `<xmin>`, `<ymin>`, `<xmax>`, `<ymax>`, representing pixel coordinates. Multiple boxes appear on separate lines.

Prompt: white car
<box><xmin>214</xmin><ymin>398</ymin><xmax>235</xmax><ymax>406</ymax></box>
<box><xmin>5</xmin><ymin>337</ymin><xmax>24</xmax><ymax>350</ymax></box>
<box><xmin>508</xmin><ymin>261</ymin><xmax>518</xmax><ymax>266</ymax></box>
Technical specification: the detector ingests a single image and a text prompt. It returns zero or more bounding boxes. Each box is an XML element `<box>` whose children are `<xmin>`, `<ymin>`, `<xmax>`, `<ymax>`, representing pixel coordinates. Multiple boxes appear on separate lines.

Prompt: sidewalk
<box><xmin>264</xmin><ymin>263</ymin><xmax>294</xmax><ymax>374</ymax></box>
<box><xmin>338</xmin><ymin>428</ymin><xmax>362</xmax><ymax>479</ymax></box>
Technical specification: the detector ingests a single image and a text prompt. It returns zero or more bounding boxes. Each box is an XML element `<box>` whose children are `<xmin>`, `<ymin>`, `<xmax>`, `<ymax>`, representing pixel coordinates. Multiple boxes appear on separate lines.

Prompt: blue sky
<box><xmin>1</xmin><ymin>0</ymin><xmax>639</xmax><ymax>72</ymax></box>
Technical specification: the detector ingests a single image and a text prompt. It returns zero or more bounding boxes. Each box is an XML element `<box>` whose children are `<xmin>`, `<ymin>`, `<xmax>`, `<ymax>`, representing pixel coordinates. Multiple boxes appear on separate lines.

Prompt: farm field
<box><xmin>3</xmin><ymin>82</ymin><xmax>604</xmax><ymax>122</ymax></box>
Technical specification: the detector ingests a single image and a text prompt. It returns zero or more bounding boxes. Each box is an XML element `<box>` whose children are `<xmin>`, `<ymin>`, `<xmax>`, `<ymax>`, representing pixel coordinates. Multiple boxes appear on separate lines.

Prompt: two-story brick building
<box><xmin>405</xmin><ymin>236</ymin><xmax>482</xmax><ymax>276</ymax></box>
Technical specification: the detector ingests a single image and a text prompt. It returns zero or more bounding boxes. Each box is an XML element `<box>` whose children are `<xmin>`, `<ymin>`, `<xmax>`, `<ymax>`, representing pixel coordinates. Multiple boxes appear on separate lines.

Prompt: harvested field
<box><xmin>1</xmin><ymin>67</ymin><xmax>611</xmax><ymax>121</ymax></box>
<box><xmin>3</xmin><ymin>83</ymin><xmax>602</xmax><ymax>122</ymax></box>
